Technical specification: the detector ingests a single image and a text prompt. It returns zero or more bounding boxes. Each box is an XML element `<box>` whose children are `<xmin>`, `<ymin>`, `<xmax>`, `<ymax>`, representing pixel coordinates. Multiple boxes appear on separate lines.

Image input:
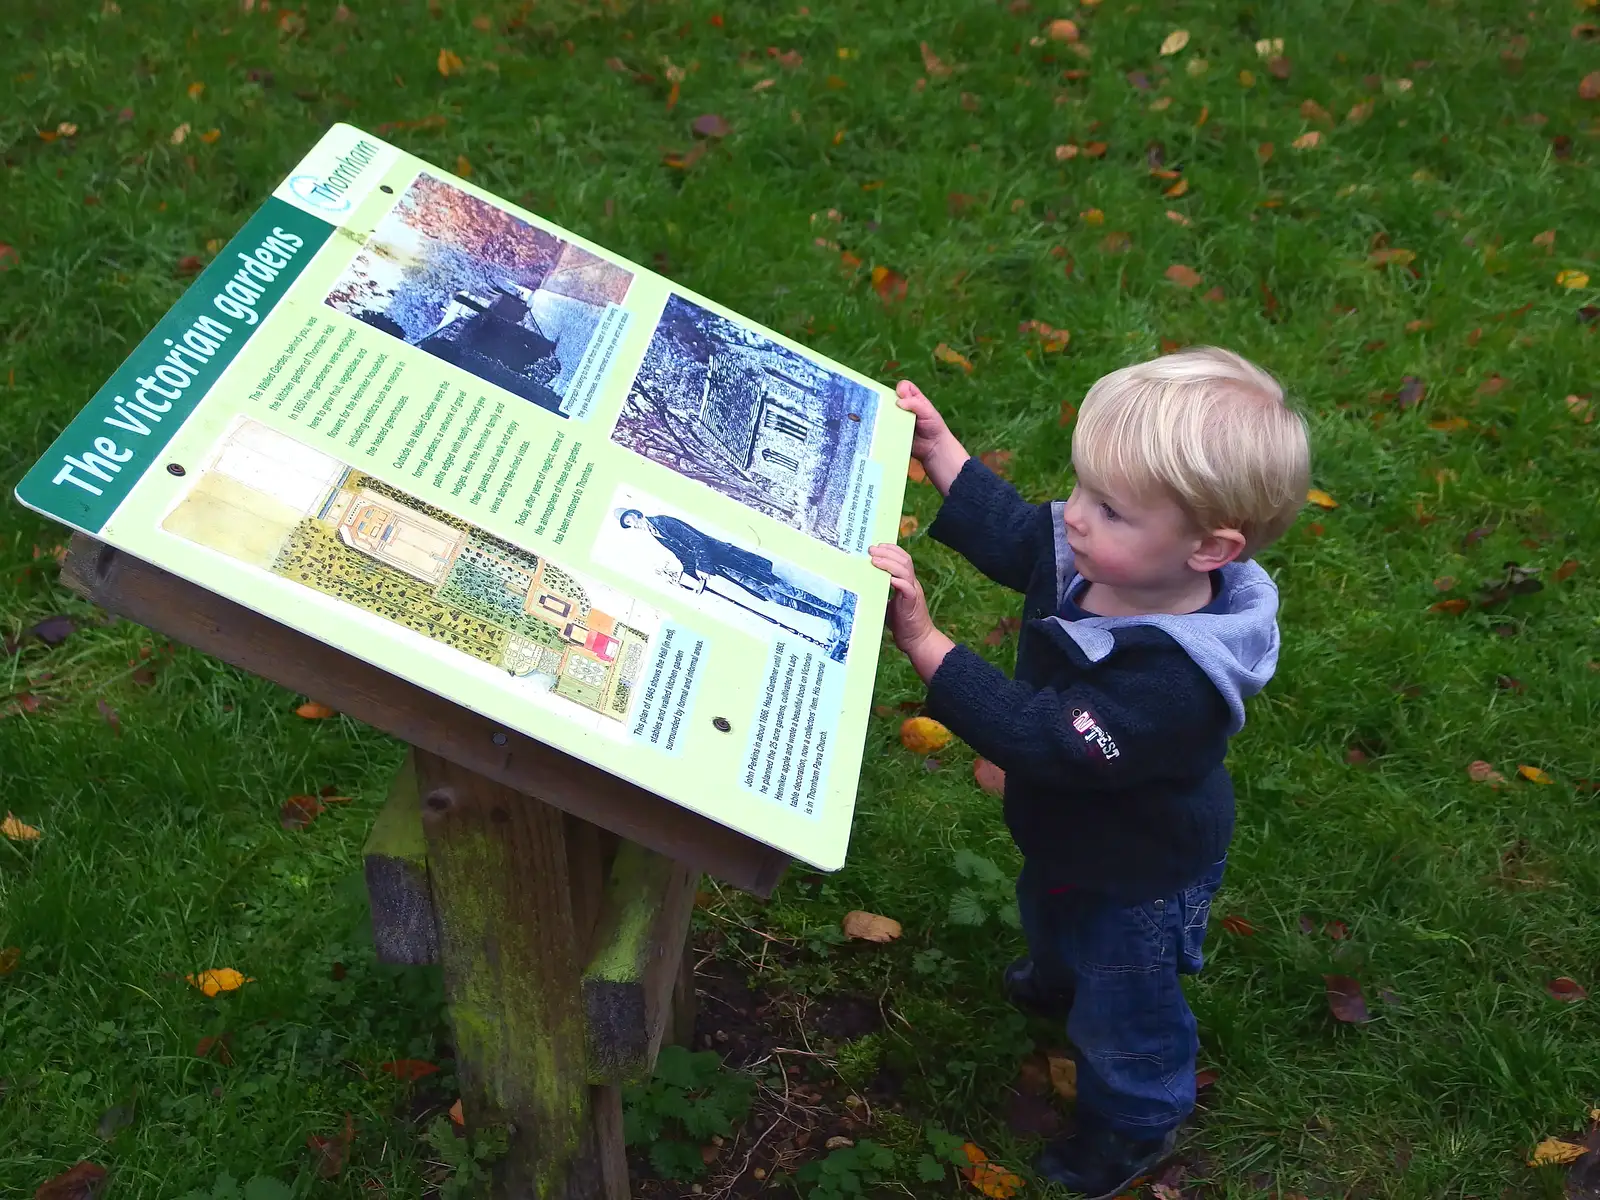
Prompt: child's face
<box><xmin>1062</xmin><ymin>470</ymin><xmax>1212</xmax><ymax>590</ymax></box>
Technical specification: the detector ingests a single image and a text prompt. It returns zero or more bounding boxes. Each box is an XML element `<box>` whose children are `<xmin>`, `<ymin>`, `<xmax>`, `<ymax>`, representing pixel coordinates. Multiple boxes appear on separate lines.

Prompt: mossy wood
<box><xmin>59</xmin><ymin>534</ymin><xmax>790</xmax><ymax>897</ymax></box>
<box><xmin>362</xmin><ymin>749</ymin><xmax>438</xmax><ymax>965</ymax></box>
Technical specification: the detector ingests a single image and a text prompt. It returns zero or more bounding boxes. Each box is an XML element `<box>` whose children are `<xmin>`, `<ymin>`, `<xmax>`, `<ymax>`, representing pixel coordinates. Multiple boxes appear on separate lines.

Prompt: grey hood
<box><xmin>1045</xmin><ymin>501</ymin><xmax>1280</xmax><ymax>735</ymax></box>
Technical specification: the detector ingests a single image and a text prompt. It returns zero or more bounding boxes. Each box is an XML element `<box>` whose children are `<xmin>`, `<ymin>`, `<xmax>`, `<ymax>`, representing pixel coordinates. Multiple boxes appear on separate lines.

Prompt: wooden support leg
<box><xmin>414</xmin><ymin>748</ymin><xmax>625</xmax><ymax>1200</ymax></box>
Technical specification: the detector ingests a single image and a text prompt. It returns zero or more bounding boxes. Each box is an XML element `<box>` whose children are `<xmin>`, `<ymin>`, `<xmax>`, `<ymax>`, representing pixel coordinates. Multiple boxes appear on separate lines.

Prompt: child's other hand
<box><xmin>869</xmin><ymin>543</ymin><xmax>936</xmax><ymax>652</ymax></box>
<box><xmin>895</xmin><ymin>381</ymin><xmax>968</xmax><ymax>496</ymax></box>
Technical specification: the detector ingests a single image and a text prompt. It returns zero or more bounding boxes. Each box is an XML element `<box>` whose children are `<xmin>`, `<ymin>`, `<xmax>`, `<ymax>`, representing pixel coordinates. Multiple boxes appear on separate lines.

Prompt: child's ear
<box><xmin>1190</xmin><ymin>528</ymin><xmax>1246</xmax><ymax>571</ymax></box>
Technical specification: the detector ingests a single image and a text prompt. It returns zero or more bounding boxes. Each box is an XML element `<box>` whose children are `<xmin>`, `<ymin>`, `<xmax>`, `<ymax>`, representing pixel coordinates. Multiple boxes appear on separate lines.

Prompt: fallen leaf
<box><xmin>1428</xmin><ymin>416</ymin><xmax>1470</xmax><ymax>432</ymax></box>
<box><xmin>455</xmin><ymin>154</ymin><xmax>472</xmax><ymax>177</ymax></box>
<box><xmin>1047</xmin><ymin>19</ymin><xmax>1079</xmax><ymax>41</ymax></box>
<box><xmin>307</xmin><ymin>1112</ymin><xmax>355</xmax><ymax>1179</ymax></box>
<box><xmin>979</xmin><ymin>449</ymin><xmax>1014</xmax><ymax>476</ymax></box>
<box><xmin>1083</xmin><ymin>141</ymin><xmax>1107</xmax><ymax>158</ymax></box>
<box><xmin>1165</xmin><ymin>263</ymin><xmax>1202</xmax><ymax>288</ymax></box>
<box><xmin>1292</xmin><ymin>130</ymin><xmax>1322</xmax><ymax>149</ymax></box>
<box><xmin>199</xmin><ymin>128</ymin><xmax>221</xmax><ymax>145</ymax></box>
<box><xmin>1256</xmin><ymin>37</ymin><xmax>1286</xmax><ymax>58</ymax></box>
<box><xmin>380</xmin><ymin>1059</ymin><xmax>440</xmax><ymax>1081</ymax></box>
<box><xmin>1267</xmin><ymin>55</ymin><xmax>1292</xmax><ymax>79</ymax></box>
<box><xmin>196</xmin><ymin>1033</ymin><xmax>234</xmax><ymax>1065</ymax></box>
<box><xmin>1324</xmin><ymin>975</ymin><xmax>1371</xmax><ymax>1023</ymax></box>
<box><xmin>187</xmin><ymin>81</ymin><xmax>205</xmax><ymax>100</ymax></box>
<box><xmin>1369</xmin><ymin>247</ymin><xmax>1416</xmax><ymax>267</ymax></box>
<box><xmin>438</xmin><ymin>48</ymin><xmax>464</xmax><ymax>76</ymax></box>
<box><xmin>1165</xmin><ymin>209</ymin><xmax>1192</xmax><ymax>227</ymax></box>
<box><xmin>934</xmin><ymin>343</ymin><xmax>974</xmax><ymax>373</ymax></box>
<box><xmin>1150</xmin><ymin>96</ymin><xmax>1174</xmax><ymax>111</ymax></box>
<box><xmin>185</xmin><ymin>968</ymin><xmax>253</xmax><ymax>998</ymax></box>
<box><xmin>1546</xmin><ymin>977</ymin><xmax>1587</xmax><ymax>1003</ymax></box>
<box><xmin>1079</xmin><ymin>207</ymin><xmax>1104</xmax><ymax>224</ymax></box>
<box><xmin>1221</xmin><ymin>915</ymin><xmax>1256</xmax><ymax>936</ymax></box>
<box><xmin>2</xmin><ymin>813</ymin><xmax>41</xmax><ymax>841</ymax></box>
<box><xmin>1306</xmin><ymin>488</ymin><xmax>1338</xmax><ymax>509</ymax></box>
<box><xmin>1046</xmin><ymin>1054</ymin><xmax>1077</xmax><ymax>1101</ymax></box>
<box><xmin>920</xmin><ymin>41</ymin><xmax>952</xmax><ymax>77</ymax></box>
<box><xmin>973</xmin><ymin>758</ymin><xmax>1006</xmax><ymax>795</ymax></box>
<box><xmin>1325</xmin><ymin>920</ymin><xmax>1349</xmax><ymax>940</ymax></box>
<box><xmin>1347</xmin><ymin>99</ymin><xmax>1374</xmax><ymax>123</ymax></box>
<box><xmin>1397</xmin><ymin>376</ymin><xmax>1426</xmax><ymax>408</ymax></box>
<box><xmin>871</xmin><ymin>265</ymin><xmax>908</xmax><ymax>305</ymax></box>
<box><xmin>1194</xmin><ymin>1068</ymin><xmax>1220</xmax><ymax>1090</ymax></box>
<box><xmin>1580</xmin><ymin>71</ymin><xmax>1600</xmax><ymax>100</ymax></box>
<box><xmin>901</xmin><ymin>716</ymin><xmax>953</xmax><ymax>753</ymax></box>
<box><xmin>692</xmin><ymin>113</ymin><xmax>730</xmax><ymax>138</ymax></box>
<box><xmin>1160</xmin><ymin>29</ymin><xmax>1190</xmax><ymax>56</ymax></box>
<box><xmin>1202</xmin><ymin>285</ymin><xmax>1225</xmax><ymax>303</ymax></box>
<box><xmin>1468</xmin><ymin>761</ymin><xmax>1505</xmax><ymax>784</ymax></box>
<box><xmin>1532</xmin><ymin>229</ymin><xmax>1556</xmax><ymax>251</ymax></box>
<box><xmin>175</xmin><ymin>254</ymin><xmax>204</xmax><ymax>277</ymax></box>
<box><xmin>280</xmin><ymin>794</ymin><xmax>325</xmax><ymax>831</ymax></box>
<box><xmin>984</xmin><ymin>617</ymin><xmax>1022</xmax><ymax>645</ymax></box>
<box><xmin>1054</xmin><ymin>143</ymin><xmax>1080</xmax><ymax>160</ymax></box>
<box><xmin>0</xmin><ymin>243</ymin><xmax>17</xmax><ymax>270</ymax></box>
<box><xmin>1528</xmin><ymin>1138</ymin><xmax>1588</xmax><ymax>1167</ymax></box>
<box><xmin>1430</xmin><ymin>598</ymin><xmax>1470</xmax><ymax>615</ymax></box>
<box><xmin>899</xmin><ymin>514</ymin><xmax>920</xmax><ymax>538</ymax></box>
<box><xmin>1405</xmin><ymin>319</ymin><xmax>1433</xmax><ymax>333</ymax></box>
<box><xmin>907</xmin><ymin>458</ymin><xmax>927</xmax><ymax>483</ymax></box>
<box><xmin>0</xmin><ymin>946</ymin><xmax>19</xmax><ymax>975</ymax></box>
<box><xmin>1258</xmin><ymin>141</ymin><xmax>1275</xmax><ymax>162</ymax></box>
<box><xmin>1165</xmin><ymin>178</ymin><xmax>1190</xmax><ymax>198</ymax></box>
<box><xmin>34</xmin><ymin>1162</ymin><xmax>108</xmax><ymax>1200</ymax></box>
<box><xmin>1556</xmin><ymin>269</ymin><xmax>1590</xmax><ymax>289</ymax></box>
<box><xmin>1553</xmin><ymin>559</ymin><xmax>1579</xmax><ymax>582</ymax></box>
<box><xmin>449</xmin><ymin>1098</ymin><xmax>465</xmax><ymax>1125</ymax></box>
<box><xmin>841</xmin><ymin>910</ymin><xmax>902</xmax><ymax>943</ymax></box>
<box><xmin>960</xmin><ymin>1142</ymin><xmax>1026</xmax><ymax>1198</ymax></box>
<box><xmin>1433</xmin><ymin>575</ymin><xmax>1457</xmax><ymax>591</ymax></box>
<box><xmin>1517</xmin><ymin>765</ymin><xmax>1555</xmax><ymax>785</ymax></box>
<box><xmin>296</xmin><ymin>701</ymin><xmax>336</xmax><ymax>719</ymax></box>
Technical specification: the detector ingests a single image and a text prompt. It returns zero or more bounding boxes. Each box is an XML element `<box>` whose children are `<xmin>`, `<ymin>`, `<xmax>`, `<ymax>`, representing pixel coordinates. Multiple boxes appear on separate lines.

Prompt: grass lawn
<box><xmin>4</xmin><ymin>0</ymin><xmax>1600</xmax><ymax>1195</ymax></box>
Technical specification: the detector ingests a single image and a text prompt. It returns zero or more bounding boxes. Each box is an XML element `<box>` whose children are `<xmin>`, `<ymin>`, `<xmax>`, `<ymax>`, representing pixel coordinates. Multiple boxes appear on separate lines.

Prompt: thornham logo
<box><xmin>287</xmin><ymin>138</ymin><xmax>381</xmax><ymax>214</ymax></box>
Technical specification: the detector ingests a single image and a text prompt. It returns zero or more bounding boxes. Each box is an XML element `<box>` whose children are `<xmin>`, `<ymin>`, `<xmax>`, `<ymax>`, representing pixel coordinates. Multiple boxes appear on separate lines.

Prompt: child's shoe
<box><xmin>1002</xmin><ymin>957</ymin><xmax>1075</xmax><ymax>1020</ymax></box>
<box><xmin>1033</xmin><ymin>1124</ymin><xmax>1177</xmax><ymax>1199</ymax></box>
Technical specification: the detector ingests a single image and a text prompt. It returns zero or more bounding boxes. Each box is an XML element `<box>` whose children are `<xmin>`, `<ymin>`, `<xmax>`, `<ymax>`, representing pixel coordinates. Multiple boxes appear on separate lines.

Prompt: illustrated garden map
<box><xmin>15</xmin><ymin>124</ymin><xmax>912</xmax><ymax>871</ymax></box>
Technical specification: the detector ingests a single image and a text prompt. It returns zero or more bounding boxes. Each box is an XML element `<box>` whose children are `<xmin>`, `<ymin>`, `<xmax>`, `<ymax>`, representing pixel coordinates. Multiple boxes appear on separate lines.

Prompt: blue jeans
<box><xmin>1015</xmin><ymin>858</ymin><xmax>1225</xmax><ymax>1138</ymax></box>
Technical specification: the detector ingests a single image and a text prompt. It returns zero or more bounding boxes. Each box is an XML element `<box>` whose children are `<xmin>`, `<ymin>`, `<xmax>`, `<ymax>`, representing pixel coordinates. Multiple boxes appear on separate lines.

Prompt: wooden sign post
<box><xmin>60</xmin><ymin>534</ymin><xmax>788</xmax><ymax>1199</ymax></box>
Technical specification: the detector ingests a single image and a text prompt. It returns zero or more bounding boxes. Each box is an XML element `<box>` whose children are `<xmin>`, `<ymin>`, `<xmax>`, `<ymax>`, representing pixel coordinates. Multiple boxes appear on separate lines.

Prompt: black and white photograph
<box><xmin>609</xmin><ymin>294</ymin><xmax>879</xmax><ymax>548</ymax></box>
<box><xmin>324</xmin><ymin>173</ymin><xmax>634</xmax><ymax>417</ymax></box>
<box><xmin>592</xmin><ymin>484</ymin><xmax>857</xmax><ymax>664</ymax></box>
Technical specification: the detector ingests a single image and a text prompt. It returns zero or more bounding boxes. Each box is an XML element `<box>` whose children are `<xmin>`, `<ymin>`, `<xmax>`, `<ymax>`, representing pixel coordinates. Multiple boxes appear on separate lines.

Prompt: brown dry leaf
<box><xmin>901</xmin><ymin>715</ymin><xmax>953</xmax><ymax>753</ymax></box>
<box><xmin>1165</xmin><ymin>263</ymin><xmax>1202</xmax><ymax>288</ymax></box>
<box><xmin>1347</xmin><ymin>99</ymin><xmax>1374</xmax><ymax>123</ymax></box>
<box><xmin>1528</xmin><ymin>1137</ymin><xmax>1588</xmax><ymax>1167</ymax></box>
<box><xmin>841</xmin><ymin>910</ymin><xmax>903</xmax><ymax>943</ymax></box>
<box><xmin>2</xmin><ymin>812</ymin><xmax>42</xmax><ymax>841</ymax></box>
<box><xmin>1553</xmin><ymin>559</ymin><xmax>1580</xmax><ymax>583</ymax></box>
<box><xmin>692</xmin><ymin>113</ymin><xmax>731</xmax><ymax>138</ymax></box>
<box><xmin>984</xmin><ymin>616</ymin><xmax>1022</xmax><ymax>645</ymax></box>
<box><xmin>1567</xmin><ymin>395</ymin><xmax>1594</xmax><ymax>423</ymax></box>
<box><xmin>907</xmin><ymin>458</ymin><xmax>927</xmax><ymax>483</ymax></box>
<box><xmin>296</xmin><ymin>701</ymin><xmax>336</xmax><ymax>719</ymax></box>
<box><xmin>1054</xmin><ymin>143</ymin><xmax>1080</xmax><ymax>161</ymax></box>
<box><xmin>898</xmin><ymin>514</ymin><xmax>920</xmax><ymax>538</ymax></box>
<box><xmin>1045</xmin><ymin>1054</ymin><xmax>1077</xmax><ymax>1102</ymax></box>
<box><xmin>871</xmin><ymin>265</ymin><xmax>908</xmax><ymax>305</ymax></box>
<box><xmin>1306</xmin><ymin>488</ymin><xmax>1338</xmax><ymax>509</ymax></box>
<box><xmin>1468</xmin><ymin>760</ymin><xmax>1506</xmax><ymax>784</ymax></box>
<box><xmin>1293</xmin><ymin>130</ymin><xmax>1322</xmax><ymax>149</ymax></box>
<box><xmin>280</xmin><ymin>794</ymin><xmax>325</xmax><ymax>831</ymax></box>
<box><xmin>1431</xmin><ymin>598</ymin><xmax>1469</xmax><ymax>615</ymax></box>
<box><xmin>920</xmin><ymin>42</ymin><xmax>952</xmax><ymax>78</ymax></box>
<box><xmin>1546</xmin><ymin>977</ymin><xmax>1588</xmax><ymax>1003</ymax></box>
<box><xmin>1165</xmin><ymin>178</ymin><xmax>1190</xmax><ymax>198</ymax></box>
<box><xmin>380</xmin><ymin>1059</ymin><xmax>440</xmax><ymax>1081</ymax></box>
<box><xmin>0</xmin><ymin>946</ymin><xmax>20</xmax><ymax>975</ymax></box>
<box><xmin>1300</xmin><ymin>98</ymin><xmax>1333</xmax><ymax>125</ymax></box>
<box><xmin>1258</xmin><ymin>141</ymin><xmax>1275</xmax><ymax>162</ymax></box>
<box><xmin>1166</xmin><ymin>210</ymin><xmax>1192</xmax><ymax>226</ymax></box>
<box><xmin>973</xmin><ymin>758</ymin><xmax>1006</xmax><ymax>795</ymax></box>
<box><xmin>34</xmin><ymin>1163</ymin><xmax>108</xmax><ymax>1200</ymax></box>
<box><xmin>1083</xmin><ymin>141</ymin><xmax>1108</xmax><ymax>158</ymax></box>
<box><xmin>1324</xmin><ymin>974</ymin><xmax>1371</xmax><ymax>1023</ymax></box>
<box><xmin>1202</xmin><ymin>285</ymin><xmax>1225</xmax><ymax>303</ymax></box>
<box><xmin>449</xmin><ymin>1098</ymin><xmax>465</xmax><ymax>1126</ymax></box>
<box><xmin>1221</xmin><ymin>914</ymin><xmax>1256</xmax><ymax>936</ymax></box>
<box><xmin>979</xmin><ymin>449</ymin><xmax>1013</xmax><ymax>477</ymax></box>
<box><xmin>1428</xmin><ymin>416</ymin><xmax>1470</xmax><ymax>432</ymax></box>
<box><xmin>1369</xmin><ymin>248</ymin><xmax>1416</xmax><ymax>267</ymax></box>
<box><xmin>455</xmin><ymin>154</ymin><xmax>473</xmax><ymax>177</ymax></box>
<box><xmin>934</xmin><ymin>343</ymin><xmax>974</xmax><ymax>373</ymax></box>
<box><xmin>1532</xmin><ymin>229</ymin><xmax>1556</xmax><ymax>251</ymax></box>
<box><xmin>1580</xmin><ymin>71</ymin><xmax>1600</xmax><ymax>101</ymax></box>
<box><xmin>307</xmin><ymin>1112</ymin><xmax>355</xmax><ymax>1179</ymax></box>
<box><xmin>1159</xmin><ymin>29</ymin><xmax>1190</xmax><ymax>56</ymax></box>
<box><xmin>200</xmin><ymin>128</ymin><xmax>221</xmax><ymax>145</ymax></box>
<box><xmin>1517</xmin><ymin>765</ymin><xmax>1555</xmax><ymax>785</ymax></box>
<box><xmin>959</xmin><ymin>1142</ymin><xmax>1026</xmax><ymax>1198</ymax></box>
<box><xmin>438</xmin><ymin>48</ymin><xmax>464</xmax><ymax>76</ymax></box>
<box><xmin>196</xmin><ymin>1033</ymin><xmax>234</xmax><ymax>1065</ymax></box>
<box><xmin>1047</xmin><ymin>19</ymin><xmax>1079</xmax><ymax>42</ymax></box>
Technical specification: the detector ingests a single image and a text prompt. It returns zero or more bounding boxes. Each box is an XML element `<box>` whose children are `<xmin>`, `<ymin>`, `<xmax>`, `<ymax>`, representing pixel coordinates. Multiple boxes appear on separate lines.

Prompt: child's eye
<box><xmin>1099</xmin><ymin>502</ymin><xmax>1120</xmax><ymax>521</ymax></box>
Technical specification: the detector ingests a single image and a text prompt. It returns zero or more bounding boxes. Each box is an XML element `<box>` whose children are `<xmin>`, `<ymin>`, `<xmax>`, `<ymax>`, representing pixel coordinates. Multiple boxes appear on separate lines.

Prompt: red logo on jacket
<box><xmin>1070</xmin><ymin>707</ymin><xmax>1121</xmax><ymax>760</ymax></box>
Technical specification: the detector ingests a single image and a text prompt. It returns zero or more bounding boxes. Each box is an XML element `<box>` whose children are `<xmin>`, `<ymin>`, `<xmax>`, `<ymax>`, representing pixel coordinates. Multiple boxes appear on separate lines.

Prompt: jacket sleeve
<box><xmin>927</xmin><ymin>458</ymin><xmax>1055</xmax><ymax>595</ymax></box>
<box><xmin>923</xmin><ymin>640</ymin><xmax>1227</xmax><ymax>792</ymax></box>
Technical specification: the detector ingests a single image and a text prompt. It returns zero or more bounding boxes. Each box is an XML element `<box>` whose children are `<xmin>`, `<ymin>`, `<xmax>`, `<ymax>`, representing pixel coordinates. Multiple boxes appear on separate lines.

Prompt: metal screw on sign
<box><xmin>712</xmin><ymin>717</ymin><xmax>732</xmax><ymax>733</ymax></box>
<box><xmin>491</xmin><ymin>731</ymin><xmax>508</xmax><ymax>745</ymax></box>
<box><xmin>380</xmin><ymin>185</ymin><xmax>394</xmax><ymax>194</ymax></box>
<box><xmin>166</xmin><ymin>463</ymin><xmax>186</xmax><ymax>477</ymax></box>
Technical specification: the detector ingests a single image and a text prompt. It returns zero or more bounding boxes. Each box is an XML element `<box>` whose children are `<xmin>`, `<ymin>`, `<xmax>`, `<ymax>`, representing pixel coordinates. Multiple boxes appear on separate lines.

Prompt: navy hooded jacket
<box><xmin>924</xmin><ymin>458</ymin><xmax>1282</xmax><ymax>903</ymax></box>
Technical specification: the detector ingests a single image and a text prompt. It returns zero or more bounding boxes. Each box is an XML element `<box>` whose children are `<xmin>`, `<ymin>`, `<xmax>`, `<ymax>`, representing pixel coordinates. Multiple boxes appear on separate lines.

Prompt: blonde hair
<box><xmin>1071</xmin><ymin>346</ymin><xmax>1310</xmax><ymax>557</ymax></box>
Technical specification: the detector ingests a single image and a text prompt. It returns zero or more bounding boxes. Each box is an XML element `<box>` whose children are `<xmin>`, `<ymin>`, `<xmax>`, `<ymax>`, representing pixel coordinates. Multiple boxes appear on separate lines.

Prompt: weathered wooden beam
<box><xmin>59</xmin><ymin>535</ymin><xmax>789</xmax><ymax>897</ymax></box>
<box><xmin>414</xmin><ymin>749</ymin><xmax>626</xmax><ymax>1200</ymax></box>
<box><xmin>581</xmin><ymin>841</ymin><xmax>699</xmax><ymax>1085</ymax></box>
<box><xmin>363</xmin><ymin>749</ymin><xmax>439</xmax><ymax>965</ymax></box>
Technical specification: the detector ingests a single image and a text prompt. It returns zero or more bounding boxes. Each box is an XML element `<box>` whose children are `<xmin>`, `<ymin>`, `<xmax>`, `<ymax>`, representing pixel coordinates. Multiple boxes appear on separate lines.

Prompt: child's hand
<box><xmin>896</xmin><ymin>380</ymin><xmax>969</xmax><ymax>496</ymax></box>
<box><xmin>870</xmin><ymin>543</ymin><xmax>957</xmax><ymax>682</ymax></box>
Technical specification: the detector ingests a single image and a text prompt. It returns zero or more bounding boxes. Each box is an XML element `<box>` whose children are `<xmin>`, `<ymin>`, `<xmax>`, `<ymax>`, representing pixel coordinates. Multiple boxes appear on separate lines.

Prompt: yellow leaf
<box><xmin>1</xmin><ymin>813</ymin><xmax>42</xmax><ymax>842</ymax></box>
<box><xmin>296</xmin><ymin>701</ymin><xmax>336</xmax><ymax>719</ymax></box>
<box><xmin>1160</xmin><ymin>29</ymin><xmax>1190</xmax><ymax>55</ymax></box>
<box><xmin>1047</xmin><ymin>1054</ymin><xmax>1077</xmax><ymax>1101</ymax></box>
<box><xmin>841</xmin><ymin>911</ymin><xmax>902</xmax><ymax>943</ymax></box>
<box><xmin>1239</xmin><ymin>68</ymin><xmax>1256</xmax><ymax>86</ymax></box>
<box><xmin>901</xmin><ymin>715</ymin><xmax>953</xmax><ymax>753</ymax></box>
<box><xmin>438</xmin><ymin>48</ymin><xmax>464</xmax><ymax>76</ymax></box>
<box><xmin>185</xmin><ymin>968</ymin><xmax>254</xmax><ymax>998</ymax></box>
<box><xmin>959</xmin><ymin>1144</ymin><xmax>1025</xmax><ymax>1198</ymax></box>
<box><xmin>1528</xmin><ymin>1138</ymin><xmax>1588</xmax><ymax>1167</ymax></box>
<box><xmin>1518</xmin><ymin>765</ymin><xmax>1555</xmax><ymax>785</ymax></box>
<box><xmin>200</xmin><ymin>128</ymin><xmax>220</xmax><ymax>144</ymax></box>
<box><xmin>1047</xmin><ymin>19</ymin><xmax>1079</xmax><ymax>41</ymax></box>
<box><xmin>933</xmin><ymin>343</ymin><xmax>973</xmax><ymax>373</ymax></box>
<box><xmin>170</xmin><ymin>122</ymin><xmax>191</xmax><ymax>145</ymax></box>
<box><xmin>1428</xmin><ymin>416</ymin><xmax>1470</xmax><ymax>432</ymax></box>
<box><xmin>1293</xmin><ymin>130</ymin><xmax>1322</xmax><ymax>149</ymax></box>
<box><xmin>1079</xmin><ymin>207</ymin><xmax>1104</xmax><ymax>225</ymax></box>
<box><xmin>1307</xmin><ymin>488</ymin><xmax>1338</xmax><ymax>509</ymax></box>
<box><xmin>188</xmin><ymin>81</ymin><xmax>205</xmax><ymax>100</ymax></box>
<box><xmin>456</xmin><ymin>154</ymin><xmax>472</xmax><ymax>177</ymax></box>
<box><xmin>1556</xmin><ymin>269</ymin><xmax>1590</xmax><ymax>289</ymax></box>
<box><xmin>449</xmin><ymin>1098</ymin><xmax>464</xmax><ymax>1126</ymax></box>
<box><xmin>1164</xmin><ymin>178</ymin><xmax>1190</xmax><ymax>198</ymax></box>
<box><xmin>899</xmin><ymin>514</ymin><xmax>920</xmax><ymax>538</ymax></box>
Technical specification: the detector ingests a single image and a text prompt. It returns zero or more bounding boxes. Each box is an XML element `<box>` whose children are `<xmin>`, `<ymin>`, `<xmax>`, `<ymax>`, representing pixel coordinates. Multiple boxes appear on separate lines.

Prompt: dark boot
<box><xmin>1002</xmin><ymin>957</ymin><xmax>1075</xmax><ymax>1021</ymax></box>
<box><xmin>1033</xmin><ymin>1124</ymin><xmax>1177</xmax><ymax>1199</ymax></box>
